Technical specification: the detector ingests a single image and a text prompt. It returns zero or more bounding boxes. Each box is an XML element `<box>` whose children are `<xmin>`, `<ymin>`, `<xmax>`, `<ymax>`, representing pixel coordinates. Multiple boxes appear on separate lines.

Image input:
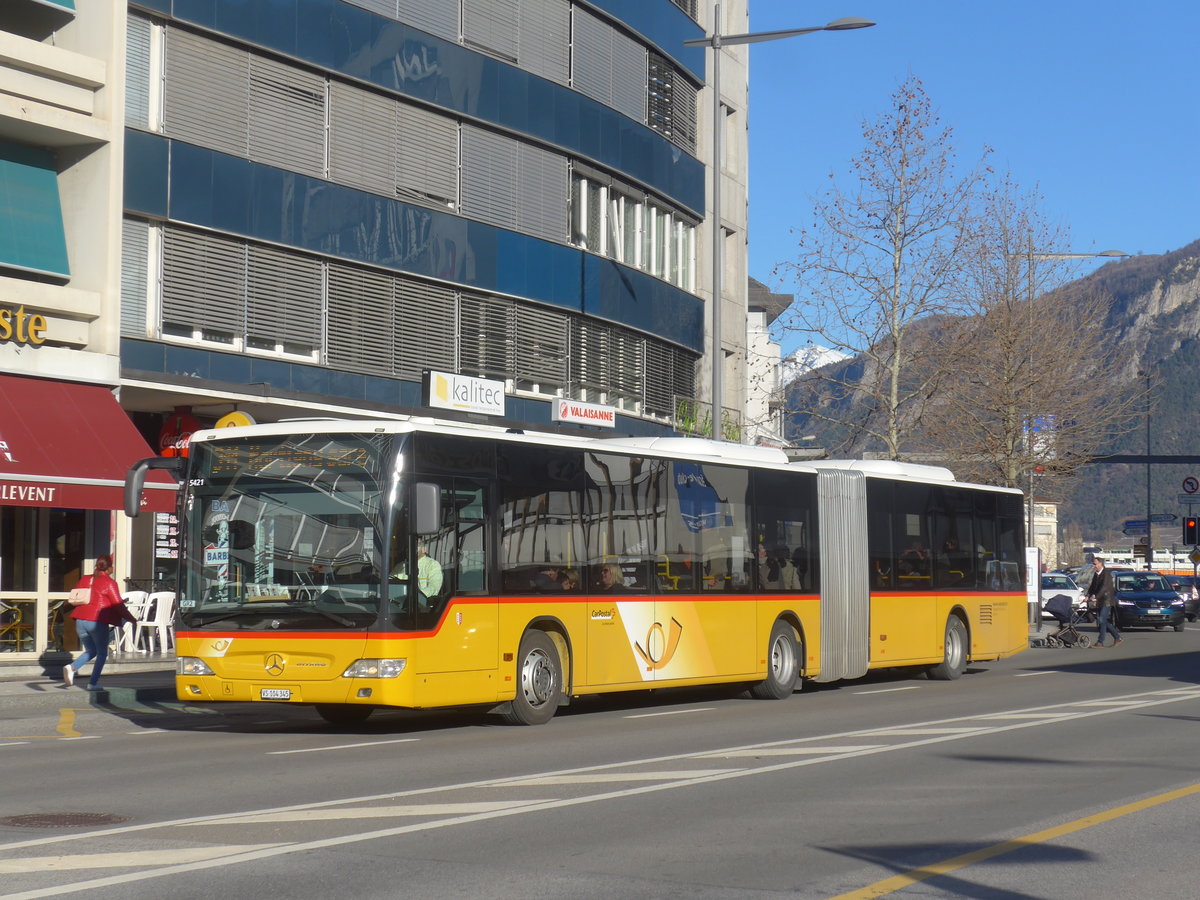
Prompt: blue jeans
<box><xmin>72</xmin><ymin>619</ymin><xmax>112</xmax><ymax>686</ymax></box>
<box><xmin>1096</xmin><ymin>605</ymin><xmax>1121</xmax><ymax>646</ymax></box>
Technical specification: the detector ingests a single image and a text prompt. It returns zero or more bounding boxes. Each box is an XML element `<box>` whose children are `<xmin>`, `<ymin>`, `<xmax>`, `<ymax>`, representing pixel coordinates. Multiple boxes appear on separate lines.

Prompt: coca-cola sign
<box><xmin>158</xmin><ymin>407</ymin><xmax>202</xmax><ymax>458</ymax></box>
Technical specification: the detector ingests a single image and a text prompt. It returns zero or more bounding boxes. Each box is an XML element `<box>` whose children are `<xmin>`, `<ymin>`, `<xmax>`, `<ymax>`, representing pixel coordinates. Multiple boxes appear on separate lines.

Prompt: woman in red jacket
<box><xmin>63</xmin><ymin>555</ymin><xmax>137</xmax><ymax>691</ymax></box>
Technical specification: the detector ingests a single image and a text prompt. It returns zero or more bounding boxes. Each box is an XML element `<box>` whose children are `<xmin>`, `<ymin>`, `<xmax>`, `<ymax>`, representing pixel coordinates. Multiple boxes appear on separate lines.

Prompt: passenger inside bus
<box><xmin>595</xmin><ymin>563</ymin><xmax>627</xmax><ymax>592</ymax></box>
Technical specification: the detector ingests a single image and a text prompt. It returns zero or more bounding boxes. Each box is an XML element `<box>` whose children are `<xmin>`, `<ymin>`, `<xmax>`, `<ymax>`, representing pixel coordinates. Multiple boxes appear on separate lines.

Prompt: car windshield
<box><xmin>1113</xmin><ymin>574</ymin><xmax>1172</xmax><ymax>592</ymax></box>
<box><xmin>1041</xmin><ymin>575</ymin><xmax>1075</xmax><ymax>589</ymax></box>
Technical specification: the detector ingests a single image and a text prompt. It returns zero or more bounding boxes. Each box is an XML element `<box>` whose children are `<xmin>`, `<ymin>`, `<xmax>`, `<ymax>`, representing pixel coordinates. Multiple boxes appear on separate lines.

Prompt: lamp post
<box><xmin>1004</xmin><ymin>247</ymin><xmax>1129</xmax><ymax>553</ymax></box>
<box><xmin>1138</xmin><ymin>368</ymin><xmax>1153</xmax><ymax>568</ymax></box>
<box><xmin>685</xmin><ymin>9</ymin><xmax>874</xmax><ymax>441</ymax></box>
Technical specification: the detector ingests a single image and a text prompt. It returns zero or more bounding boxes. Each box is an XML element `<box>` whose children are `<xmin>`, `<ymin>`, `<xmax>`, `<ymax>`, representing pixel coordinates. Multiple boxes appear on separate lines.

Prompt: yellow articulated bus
<box><xmin>125</xmin><ymin>420</ymin><xmax>1027</xmax><ymax>725</ymax></box>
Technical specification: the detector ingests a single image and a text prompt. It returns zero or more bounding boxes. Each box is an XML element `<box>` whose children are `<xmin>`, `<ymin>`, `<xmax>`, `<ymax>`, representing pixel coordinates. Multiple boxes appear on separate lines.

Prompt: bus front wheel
<box><xmin>749</xmin><ymin>621</ymin><xmax>800</xmax><ymax>699</ymax></box>
<box><xmin>927</xmin><ymin>616</ymin><xmax>967</xmax><ymax>681</ymax></box>
<box><xmin>502</xmin><ymin>630</ymin><xmax>563</xmax><ymax>725</ymax></box>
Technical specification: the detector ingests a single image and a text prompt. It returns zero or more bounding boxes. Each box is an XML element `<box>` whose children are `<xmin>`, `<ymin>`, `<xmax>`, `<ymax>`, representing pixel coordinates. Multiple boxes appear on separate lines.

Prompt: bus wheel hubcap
<box><xmin>522</xmin><ymin>649</ymin><xmax>554</xmax><ymax>707</ymax></box>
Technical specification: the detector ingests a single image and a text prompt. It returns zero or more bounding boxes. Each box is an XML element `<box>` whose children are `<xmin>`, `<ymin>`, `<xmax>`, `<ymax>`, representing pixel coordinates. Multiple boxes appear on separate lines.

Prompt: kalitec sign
<box><xmin>423</xmin><ymin>371</ymin><xmax>506</xmax><ymax>417</ymax></box>
<box><xmin>0</xmin><ymin>304</ymin><xmax>48</xmax><ymax>345</ymax></box>
<box><xmin>551</xmin><ymin>398</ymin><xmax>617</xmax><ymax>428</ymax></box>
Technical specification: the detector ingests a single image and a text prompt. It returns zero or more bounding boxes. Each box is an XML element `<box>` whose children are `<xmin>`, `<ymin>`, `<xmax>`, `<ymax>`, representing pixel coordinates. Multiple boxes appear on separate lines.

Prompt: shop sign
<box><xmin>159</xmin><ymin>407</ymin><xmax>202</xmax><ymax>458</ymax></box>
<box><xmin>0</xmin><ymin>304</ymin><xmax>47</xmax><ymax>345</ymax></box>
<box><xmin>551</xmin><ymin>398</ymin><xmax>617</xmax><ymax>428</ymax></box>
<box><xmin>424</xmin><ymin>371</ymin><xmax>505</xmax><ymax>417</ymax></box>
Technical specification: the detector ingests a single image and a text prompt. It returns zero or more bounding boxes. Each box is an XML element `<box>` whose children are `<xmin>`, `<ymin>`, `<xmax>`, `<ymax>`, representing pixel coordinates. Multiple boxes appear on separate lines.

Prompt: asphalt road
<box><xmin>2</xmin><ymin>626</ymin><xmax>1199</xmax><ymax>899</ymax></box>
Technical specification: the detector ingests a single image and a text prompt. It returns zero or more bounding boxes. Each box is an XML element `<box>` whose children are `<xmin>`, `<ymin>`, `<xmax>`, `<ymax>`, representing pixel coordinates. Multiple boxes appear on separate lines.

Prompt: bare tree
<box><xmin>916</xmin><ymin>172</ymin><xmax>1143</xmax><ymax>492</ymax></box>
<box><xmin>775</xmin><ymin>75</ymin><xmax>989</xmax><ymax>458</ymax></box>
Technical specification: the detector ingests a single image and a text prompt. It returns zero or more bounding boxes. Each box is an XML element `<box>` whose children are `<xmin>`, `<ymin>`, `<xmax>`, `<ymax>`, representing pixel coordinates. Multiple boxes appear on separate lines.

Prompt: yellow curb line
<box><xmin>828</xmin><ymin>781</ymin><xmax>1200</xmax><ymax>899</ymax></box>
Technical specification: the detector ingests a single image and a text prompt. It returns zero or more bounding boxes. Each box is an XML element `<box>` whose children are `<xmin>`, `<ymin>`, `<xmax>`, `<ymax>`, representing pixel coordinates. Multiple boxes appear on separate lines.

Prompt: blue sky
<box><xmin>746</xmin><ymin>0</ymin><xmax>1199</xmax><ymax>338</ymax></box>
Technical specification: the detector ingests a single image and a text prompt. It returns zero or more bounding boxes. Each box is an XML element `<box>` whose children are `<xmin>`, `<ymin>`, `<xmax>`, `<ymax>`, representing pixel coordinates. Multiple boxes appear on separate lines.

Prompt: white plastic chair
<box><xmin>134</xmin><ymin>592</ymin><xmax>176</xmax><ymax>654</ymax></box>
<box><xmin>113</xmin><ymin>591</ymin><xmax>149</xmax><ymax>652</ymax></box>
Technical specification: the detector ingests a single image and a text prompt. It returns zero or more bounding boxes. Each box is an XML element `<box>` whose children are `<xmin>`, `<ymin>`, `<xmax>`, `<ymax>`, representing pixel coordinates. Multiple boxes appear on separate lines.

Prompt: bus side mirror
<box><xmin>125</xmin><ymin>457</ymin><xmax>184</xmax><ymax>518</ymax></box>
<box><xmin>413</xmin><ymin>482</ymin><xmax>441</xmax><ymax>535</ymax></box>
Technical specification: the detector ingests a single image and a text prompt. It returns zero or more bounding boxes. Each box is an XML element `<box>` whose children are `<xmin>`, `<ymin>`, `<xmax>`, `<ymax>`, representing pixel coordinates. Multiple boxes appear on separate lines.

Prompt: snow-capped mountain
<box><xmin>783</xmin><ymin>344</ymin><xmax>849</xmax><ymax>383</ymax></box>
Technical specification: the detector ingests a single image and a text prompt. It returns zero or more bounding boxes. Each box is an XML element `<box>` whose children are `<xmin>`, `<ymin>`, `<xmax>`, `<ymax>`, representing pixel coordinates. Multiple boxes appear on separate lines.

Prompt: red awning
<box><xmin>0</xmin><ymin>374</ymin><xmax>177</xmax><ymax>513</ymax></box>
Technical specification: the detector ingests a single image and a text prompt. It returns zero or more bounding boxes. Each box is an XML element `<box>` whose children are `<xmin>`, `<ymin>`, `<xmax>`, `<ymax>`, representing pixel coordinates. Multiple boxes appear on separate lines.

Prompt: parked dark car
<box><xmin>1110</xmin><ymin>571</ymin><xmax>1185</xmax><ymax>631</ymax></box>
<box><xmin>1164</xmin><ymin>575</ymin><xmax>1200</xmax><ymax>622</ymax></box>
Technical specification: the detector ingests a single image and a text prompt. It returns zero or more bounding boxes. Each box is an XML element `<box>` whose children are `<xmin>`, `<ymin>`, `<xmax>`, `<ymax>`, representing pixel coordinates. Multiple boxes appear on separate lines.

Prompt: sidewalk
<box><xmin>0</xmin><ymin>651</ymin><xmax>177</xmax><ymax>707</ymax></box>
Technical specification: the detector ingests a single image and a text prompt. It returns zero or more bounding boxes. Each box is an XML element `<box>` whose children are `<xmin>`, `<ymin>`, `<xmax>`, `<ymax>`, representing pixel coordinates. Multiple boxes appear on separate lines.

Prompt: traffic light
<box><xmin>1184</xmin><ymin>517</ymin><xmax>1199</xmax><ymax>545</ymax></box>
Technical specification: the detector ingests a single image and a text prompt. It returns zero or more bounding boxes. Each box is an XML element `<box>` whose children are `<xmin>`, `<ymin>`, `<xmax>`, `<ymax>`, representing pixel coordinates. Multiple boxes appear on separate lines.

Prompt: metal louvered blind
<box><xmin>399</xmin><ymin>0</ymin><xmax>459</xmax><ymax>43</ymax></box>
<box><xmin>397</xmin><ymin>103</ymin><xmax>458</xmax><ymax>207</ymax></box>
<box><xmin>246</xmin><ymin>244</ymin><xmax>323</xmax><ymax>349</ymax></box>
<box><xmin>327</xmin><ymin>263</ymin><xmax>394</xmax><ymax>376</ymax></box>
<box><xmin>329</xmin><ymin>81</ymin><xmax>396</xmax><ymax>197</ymax></box>
<box><xmin>516</xmin><ymin>142</ymin><xmax>568</xmax><ymax>243</ymax></box>
<box><xmin>164</xmin><ymin>28</ymin><xmax>249</xmax><ymax>158</ymax></box>
<box><xmin>648</xmin><ymin>53</ymin><xmax>697</xmax><ymax>153</ymax></box>
<box><xmin>570</xmin><ymin>319</ymin><xmax>609</xmax><ymax>400</ymax></box>
<box><xmin>459</xmin><ymin>293</ymin><xmax>514</xmax><ymax>380</ymax></box>
<box><xmin>394</xmin><ymin>277</ymin><xmax>457</xmax><ymax>380</ymax></box>
<box><xmin>609</xmin><ymin>27</ymin><xmax>648</xmax><ymax>123</ymax></box>
<box><xmin>571</xmin><ymin>7</ymin><xmax>612</xmax><ymax>107</ymax></box>
<box><xmin>343</xmin><ymin>0</ymin><xmax>395</xmax><ymax>17</ymax></box>
<box><xmin>609</xmin><ymin>329</ymin><xmax>644</xmax><ymax>408</ymax></box>
<box><xmin>161</xmin><ymin>228</ymin><xmax>245</xmax><ymax>336</ymax></box>
<box><xmin>514</xmin><ymin>304</ymin><xmax>568</xmax><ymax>389</ymax></box>
<box><xmin>519</xmin><ymin>0</ymin><xmax>570</xmax><ymax>86</ymax></box>
<box><xmin>248</xmin><ymin>55</ymin><xmax>326</xmax><ymax>178</ymax></box>
<box><xmin>120</xmin><ymin>218</ymin><xmax>150</xmax><ymax>337</ymax></box>
<box><xmin>461</xmin><ymin>126</ymin><xmax>518</xmax><ymax>230</ymax></box>
<box><xmin>463</xmin><ymin>0</ymin><xmax>519</xmax><ymax>62</ymax></box>
<box><xmin>126</xmin><ymin>15</ymin><xmax>152</xmax><ymax>128</ymax></box>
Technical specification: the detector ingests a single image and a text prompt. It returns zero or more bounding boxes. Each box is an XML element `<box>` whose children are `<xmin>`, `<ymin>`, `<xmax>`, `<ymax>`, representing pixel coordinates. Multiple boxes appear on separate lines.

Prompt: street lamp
<box><xmin>685</xmin><ymin>8</ymin><xmax>874</xmax><ymax>441</ymax></box>
<box><xmin>1138</xmin><ymin>368</ymin><xmax>1153</xmax><ymax>568</ymax></box>
<box><xmin>1004</xmin><ymin>247</ymin><xmax>1129</xmax><ymax>555</ymax></box>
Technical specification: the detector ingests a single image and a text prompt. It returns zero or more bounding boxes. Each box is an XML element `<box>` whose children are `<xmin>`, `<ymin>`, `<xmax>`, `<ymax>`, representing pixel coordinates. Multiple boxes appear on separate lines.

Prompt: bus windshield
<box><xmin>179</xmin><ymin>432</ymin><xmax>393</xmax><ymax>631</ymax></box>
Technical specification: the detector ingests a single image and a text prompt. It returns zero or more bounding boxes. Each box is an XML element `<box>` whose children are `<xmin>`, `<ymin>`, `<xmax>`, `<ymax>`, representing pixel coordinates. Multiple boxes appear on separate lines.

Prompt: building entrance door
<box><xmin>0</xmin><ymin>507</ymin><xmax>90</xmax><ymax>655</ymax></box>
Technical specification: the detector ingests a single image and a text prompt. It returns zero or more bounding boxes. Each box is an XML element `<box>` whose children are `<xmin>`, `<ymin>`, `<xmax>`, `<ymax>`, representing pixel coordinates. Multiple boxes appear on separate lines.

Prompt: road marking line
<box><xmin>860</xmin><ymin>727</ymin><xmax>985</xmax><ymax>736</ymax></box>
<box><xmin>126</xmin><ymin>730</ymin><xmax>167</xmax><ymax>735</ymax></box>
<box><xmin>700</xmin><ymin>746</ymin><xmax>884</xmax><ymax>757</ymax></box>
<box><xmin>0</xmin><ymin>845</ymin><xmax>285</xmax><ymax>875</ymax></box>
<box><xmin>853</xmin><ymin>686</ymin><xmax>921</xmax><ymax>694</ymax></box>
<box><xmin>55</xmin><ymin>710</ymin><xmax>79</xmax><ymax>738</ymax></box>
<box><xmin>1013</xmin><ymin>671</ymin><xmax>1058</xmax><ymax>677</ymax></box>
<box><xmin>979</xmin><ymin>715</ymin><xmax>1075</xmax><ymax>724</ymax></box>
<box><xmin>826</xmin><ymin>781</ymin><xmax>1200</xmax><ymax>899</ymax></box>
<box><xmin>183</xmin><ymin>801</ymin><xmax>555</xmax><ymax>825</ymax></box>
<box><xmin>625</xmin><ymin>707</ymin><xmax>717</xmax><ymax>718</ymax></box>
<box><xmin>267</xmin><ymin>738</ymin><xmax>419</xmax><ymax>755</ymax></box>
<box><xmin>0</xmin><ymin>741</ymin><xmax>30</xmax><ymax>747</ymax></box>
<box><xmin>496</xmin><ymin>770</ymin><xmax>738</xmax><ymax>785</ymax></box>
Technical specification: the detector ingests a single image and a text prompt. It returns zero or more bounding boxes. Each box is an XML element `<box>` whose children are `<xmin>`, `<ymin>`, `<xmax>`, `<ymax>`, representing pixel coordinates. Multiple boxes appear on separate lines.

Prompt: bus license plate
<box><xmin>260</xmin><ymin>688</ymin><xmax>291</xmax><ymax>700</ymax></box>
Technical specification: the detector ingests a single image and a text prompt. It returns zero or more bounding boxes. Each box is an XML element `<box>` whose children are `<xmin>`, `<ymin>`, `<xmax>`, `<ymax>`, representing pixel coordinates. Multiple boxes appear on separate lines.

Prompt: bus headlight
<box><xmin>342</xmin><ymin>658</ymin><xmax>407</xmax><ymax>678</ymax></box>
<box><xmin>177</xmin><ymin>657</ymin><xmax>215</xmax><ymax>676</ymax></box>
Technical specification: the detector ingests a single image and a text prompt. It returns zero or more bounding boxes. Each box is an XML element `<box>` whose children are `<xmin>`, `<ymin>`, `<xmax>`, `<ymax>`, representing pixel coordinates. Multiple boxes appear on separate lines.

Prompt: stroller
<box><xmin>1040</xmin><ymin>594</ymin><xmax>1092</xmax><ymax>648</ymax></box>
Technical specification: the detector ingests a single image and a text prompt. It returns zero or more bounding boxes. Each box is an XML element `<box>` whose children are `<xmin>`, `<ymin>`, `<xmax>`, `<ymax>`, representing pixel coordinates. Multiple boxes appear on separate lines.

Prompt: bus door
<box><xmin>395</xmin><ymin>476</ymin><xmax>497</xmax><ymax>682</ymax></box>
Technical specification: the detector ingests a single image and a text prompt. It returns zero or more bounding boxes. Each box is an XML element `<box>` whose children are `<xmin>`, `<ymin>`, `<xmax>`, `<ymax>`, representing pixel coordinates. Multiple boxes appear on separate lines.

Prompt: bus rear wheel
<box><xmin>502</xmin><ymin>630</ymin><xmax>562</xmax><ymax>725</ymax></box>
<box><xmin>927</xmin><ymin>616</ymin><xmax>967</xmax><ymax>681</ymax></box>
<box><xmin>315</xmin><ymin>704</ymin><xmax>374</xmax><ymax>725</ymax></box>
<box><xmin>750</xmin><ymin>621</ymin><xmax>800</xmax><ymax>699</ymax></box>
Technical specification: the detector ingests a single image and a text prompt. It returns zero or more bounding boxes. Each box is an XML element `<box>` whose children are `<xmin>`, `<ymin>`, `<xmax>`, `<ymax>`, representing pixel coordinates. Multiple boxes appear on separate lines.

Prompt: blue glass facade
<box><xmin>125</xmin><ymin>132</ymin><xmax>703</xmax><ymax>351</ymax></box>
<box><xmin>138</xmin><ymin>0</ymin><xmax>704</xmax><ymax>215</ymax></box>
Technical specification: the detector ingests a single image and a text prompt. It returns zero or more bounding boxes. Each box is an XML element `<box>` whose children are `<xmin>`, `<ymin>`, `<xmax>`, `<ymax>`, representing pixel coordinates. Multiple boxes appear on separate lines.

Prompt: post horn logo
<box><xmin>264</xmin><ymin>653</ymin><xmax>285</xmax><ymax>676</ymax></box>
<box><xmin>634</xmin><ymin>617</ymin><xmax>683</xmax><ymax>670</ymax></box>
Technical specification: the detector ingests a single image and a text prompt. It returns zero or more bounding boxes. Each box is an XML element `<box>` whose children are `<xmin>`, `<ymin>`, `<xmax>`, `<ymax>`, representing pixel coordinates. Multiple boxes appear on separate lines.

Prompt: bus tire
<box><xmin>928</xmin><ymin>616</ymin><xmax>967</xmax><ymax>681</ymax></box>
<box><xmin>749</xmin><ymin>621</ymin><xmax>800</xmax><ymax>699</ymax></box>
<box><xmin>502</xmin><ymin>630</ymin><xmax>562</xmax><ymax>725</ymax></box>
<box><xmin>315</xmin><ymin>704</ymin><xmax>374</xmax><ymax>725</ymax></box>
